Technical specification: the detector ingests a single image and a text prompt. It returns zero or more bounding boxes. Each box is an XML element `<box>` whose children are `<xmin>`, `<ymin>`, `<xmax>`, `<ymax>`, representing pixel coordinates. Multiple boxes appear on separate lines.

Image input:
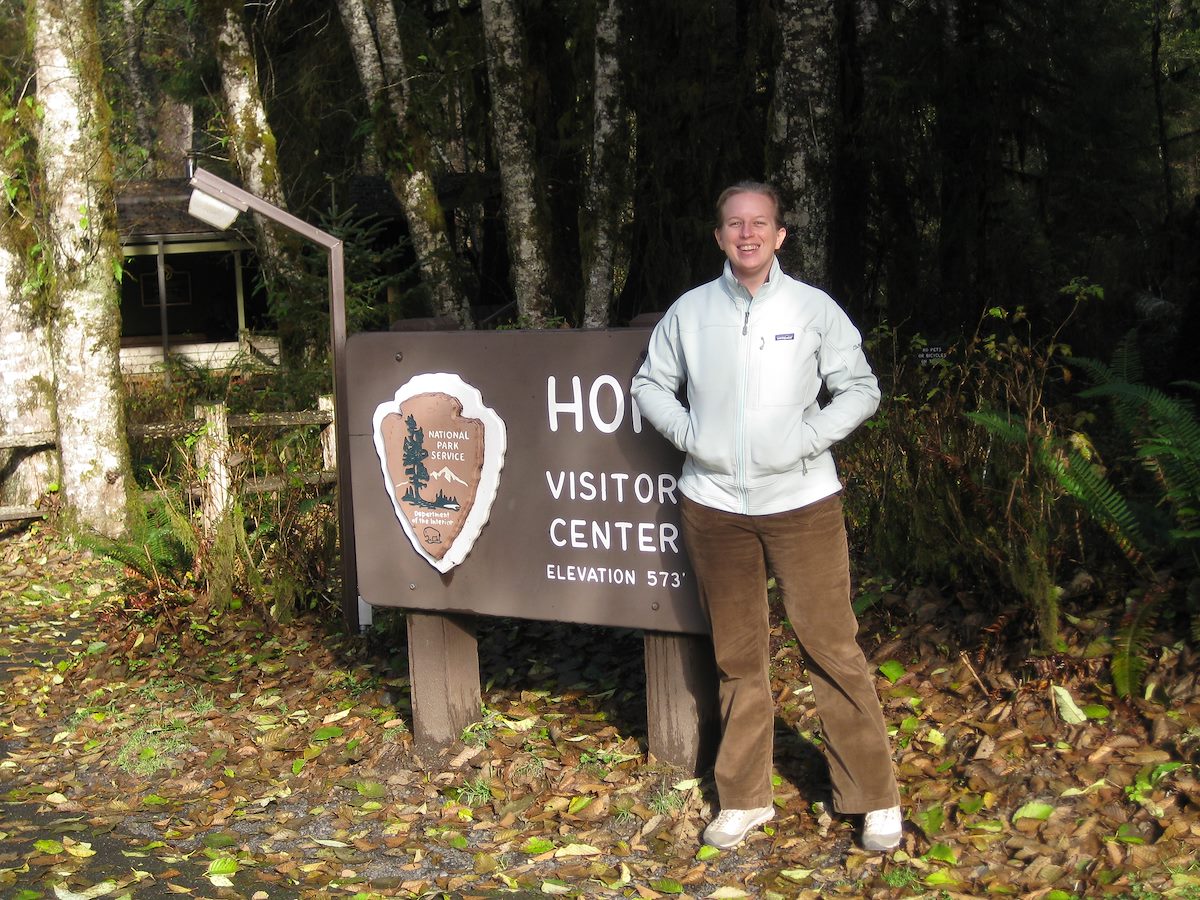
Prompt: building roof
<box><xmin>117</xmin><ymin>178</ymin><xmax>233</xmax><ymax>244</ymax></box>
<box><xmin>118</xmin><ymin>175</ymin><xmax>406</xmax><ymax>247</ymax></box>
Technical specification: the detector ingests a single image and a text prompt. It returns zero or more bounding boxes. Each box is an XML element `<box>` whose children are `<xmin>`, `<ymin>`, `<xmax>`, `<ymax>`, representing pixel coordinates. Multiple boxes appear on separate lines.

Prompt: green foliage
<box><xmin>1110</xmin><ymin>587</ymin><xmax>1162</xmax><ymax>700</ymax></box>
<box><xmin>948</xmin><ymin>328</ymin><xmax>1200</xmax><ymax>696</ymax></box>
<box><xmin>1038</xmin><ymin>436</ymin><xmax>1147</xmax><ymax>562</ymax></box>
<box><xmin>82</xmin><ymin>459</ymin><xmax>335</xmax><ymax>621</ymax></box>
<box><xmin>269</xmin><ymin>205</ymin><xmax>414</xmax><ymax>367</ymax></box>
<box><xmin>1</xmin><ymin>87</ymin><xmax>52</xmax><ymax>314</ymax></box>
<box><xmin>115</xmin><ymin>720</ymin><xmax>192</xmax><ymax>776</ymax></box>
<box><xmin>1052</xmin><ymin>337</ymin><xmax>1200</xmax><ymax>695</ymax></box>
<box><xmin>1076</xmin><ymin>369</ymin><xmax>1200</xmax><ymax>550</ymax></box>
<box><xmin>79</xmin><ymin>484</ymin><xmax>258</xmax><ymax>613</ymax></box>
<box><xmin>843</xmin><ymin>295</ymin><xmax>1088</xmax><ymax>649</ymax></box>
<box><xmin>123</xmin><ymin>366</ymin><xmax>342</xmax><ymax>623</ymax></box>
<box><xmin>79</xmin><ymin>493</ymin><xmax>197</xmax><ymax>598</ymax></box>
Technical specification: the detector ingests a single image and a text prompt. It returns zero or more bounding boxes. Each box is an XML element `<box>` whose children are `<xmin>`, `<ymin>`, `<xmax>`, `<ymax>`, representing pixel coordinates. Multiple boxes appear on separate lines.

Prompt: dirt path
<box><xmin>3</xmin><ymin>524</ymin><xmax>1200</xmax><ymax>899</ymax></box>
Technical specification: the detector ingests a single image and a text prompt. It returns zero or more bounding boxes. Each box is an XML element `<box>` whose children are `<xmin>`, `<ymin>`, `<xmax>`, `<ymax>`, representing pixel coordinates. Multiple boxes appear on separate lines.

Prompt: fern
<box><xmin>1081</xmin><ymin>379</ymin><xmax>1200</xmax><ymax>541</ymax></box>
<box><xmin>965</xmin><ymin>409</ymin><xmax>1069</xmax><ymax>646</ymax></box>
<box><xmin>968</xmin><ymin>409</ymin><xmax>1147</xmax><ymax>561</ymax></box>
<box><xmin>1110</xmin><ymin>587</ymin><xmax>1164</xmax><ymax>699</ymax></box>
<box><xmin>1108</xmin><ymin>335</ymin><xmax>1145</xmax><ymax>385</ymax></box>
<box><xmin>1040</xmin><ymin>446</ymin><xmax>1146</xmax><ymax>561</ymax></box>
<box><xmin>964</xmin><ymin>409</ymin><xmax>1028</xmax><ymax>444</ymax></box>
<box><xmin>79</xmin><ymin>494</ymin><xmax>196</xmax><ymax>591</ymax></box>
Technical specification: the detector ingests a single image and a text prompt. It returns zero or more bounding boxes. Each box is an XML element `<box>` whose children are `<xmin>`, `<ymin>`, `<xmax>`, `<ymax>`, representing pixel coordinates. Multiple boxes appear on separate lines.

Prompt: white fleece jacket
<box><xmin>631</xmin><ymin>258</ymin><xmax>880</xmax><ymax>516</ymax></box>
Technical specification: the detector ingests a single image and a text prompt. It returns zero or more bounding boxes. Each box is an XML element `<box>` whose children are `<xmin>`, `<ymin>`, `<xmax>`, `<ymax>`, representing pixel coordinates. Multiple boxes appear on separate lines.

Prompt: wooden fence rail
<box><xmin>0</xmin><ymin>397</ymin><xmax>335</xmax><ymax>529</ymax></box>
<box><xmin>0</xmin><ymin>431</ymin><xmax>58</xmax><ymax>523</ymax></box>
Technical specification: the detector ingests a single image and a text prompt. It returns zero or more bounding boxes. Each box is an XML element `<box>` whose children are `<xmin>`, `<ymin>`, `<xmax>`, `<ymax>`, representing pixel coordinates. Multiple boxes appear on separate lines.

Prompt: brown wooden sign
<box><xmin>346</xmin><ymin>329</ymin><xmax>706</xmax><ymax>634</ymax></box>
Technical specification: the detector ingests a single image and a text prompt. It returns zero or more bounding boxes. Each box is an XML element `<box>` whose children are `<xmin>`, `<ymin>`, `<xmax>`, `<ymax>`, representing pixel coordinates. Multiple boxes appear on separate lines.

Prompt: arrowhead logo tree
<box><xmin>373</xmin><ymin>373</ymin><xmax>507</xmax><ymax>572</ymax></box>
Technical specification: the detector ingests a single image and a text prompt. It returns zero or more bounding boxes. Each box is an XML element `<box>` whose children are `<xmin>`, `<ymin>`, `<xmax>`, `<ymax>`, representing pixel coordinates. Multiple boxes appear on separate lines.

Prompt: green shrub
<box><xmin>842</xmin><ymin>285</ymin><xmax>1096</xmax><ymax>649</ymax></box>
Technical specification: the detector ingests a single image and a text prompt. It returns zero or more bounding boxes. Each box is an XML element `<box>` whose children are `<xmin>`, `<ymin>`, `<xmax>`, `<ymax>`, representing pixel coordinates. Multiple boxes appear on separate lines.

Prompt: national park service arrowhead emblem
<box><xmin>372</xmin><ymin>373</ymin><xmax>507</xmax><ymax>572</ymax></box>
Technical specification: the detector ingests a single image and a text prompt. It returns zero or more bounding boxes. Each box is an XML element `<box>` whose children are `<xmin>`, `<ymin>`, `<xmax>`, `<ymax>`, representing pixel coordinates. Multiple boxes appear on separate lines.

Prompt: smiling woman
<box><xmin>713</xmin><ymin>184</ymin><xmax>787</xmax><ymax>296</ymax></box>
<box><xmin>632</xmin><ymin>180</ymin><xmax>899</xmax><ymax>853</ymax></box>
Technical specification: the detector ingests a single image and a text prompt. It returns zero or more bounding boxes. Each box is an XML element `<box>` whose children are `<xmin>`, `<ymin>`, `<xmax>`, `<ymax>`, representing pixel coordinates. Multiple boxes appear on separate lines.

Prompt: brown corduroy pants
<box><xmin>681</xmin><ymin>492</ymin><xmax>900</xmax><ymax>814</ymax></box>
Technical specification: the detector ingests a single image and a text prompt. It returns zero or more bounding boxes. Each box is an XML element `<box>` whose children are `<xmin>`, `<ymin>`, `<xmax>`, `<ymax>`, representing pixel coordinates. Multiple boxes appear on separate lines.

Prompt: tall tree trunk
<box><xmin>119</xmin><ymin>0</ymin><xmax>194</xmax><ymax>176</ymax></box>
<box><xmin>119</xmin><ymin>0</ymin><xmax>156</xmax><ymax>164</ymax></box>
<box><xmin>768</xmin><ymin>0</ymin><xmax>837</xmax><ymax>289</ymax></box>
<box><xmin>33</xmin><ymin>0</ymin><xmax>132</xmax><ymax>538</ymax></box>
<box><xmin>580</xmin><ymin>0</ymin><xmax>629</xmax><ymax>329</ymax></box>
<box><xmin>935</xmin><ymin>0</ymin><xmax>986</xmax><ymax>330</ymax></box>
<box><xmin>205</xmin><ymin>0</ymin><xmax>289</xmax><ymax>256</ymax></box>
<box><xmin>481</xmin><ymin>0</ymin><xmax>554</xmax><ymax>327</ymax></box>
<box><xmin>1151</xmin><ymin>0</ymin><xmax>1173</xmax><ymax>216</ymax></box>
<box><xmin>335</xmin><ymin>0</ymin><xmax>473</xmax><ymax>327</ymax></box>
<box><xmin>840</xmin><ymin>0</ymin><xmax>891</xmax><ymax>323</ymax></box>
<box><xmin>0</xmin><ymin>155</ymin><xmax>59</xmax><ymax>508</ymax></box>
<box><xmin>203</xmin><ymin>0</ymin><xmax>312</xmax><ymax>359</ymax></box>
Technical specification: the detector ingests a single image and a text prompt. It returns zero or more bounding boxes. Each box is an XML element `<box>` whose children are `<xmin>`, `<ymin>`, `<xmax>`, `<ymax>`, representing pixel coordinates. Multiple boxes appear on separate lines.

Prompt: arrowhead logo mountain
<box><xmin>372</xmin><ymin>373</ymin><xmax>507</xmax><ymax>572</ymax></box>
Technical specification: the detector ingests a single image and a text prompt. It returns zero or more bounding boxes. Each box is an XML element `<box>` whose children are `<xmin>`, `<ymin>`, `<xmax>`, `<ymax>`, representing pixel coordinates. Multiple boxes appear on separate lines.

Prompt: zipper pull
<box><xmin>742</xmin><ymin>308</ymin><xmax>750</xmax><ymax>336</ymax></box>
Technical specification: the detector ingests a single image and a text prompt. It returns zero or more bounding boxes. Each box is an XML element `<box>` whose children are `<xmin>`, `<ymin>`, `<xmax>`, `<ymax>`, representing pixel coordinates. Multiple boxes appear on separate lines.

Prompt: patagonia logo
<box><xmin>775</xmin><ymin>333</ymin><xmax>795</xmax><ymax>341</ymax></box>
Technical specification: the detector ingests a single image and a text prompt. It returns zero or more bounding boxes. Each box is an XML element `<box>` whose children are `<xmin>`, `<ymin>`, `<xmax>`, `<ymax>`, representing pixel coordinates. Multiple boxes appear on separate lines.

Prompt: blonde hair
<box><xmin>715</xmin><ymin>181</ymin><xmax>785</xmax><ymax>229</ymax></box>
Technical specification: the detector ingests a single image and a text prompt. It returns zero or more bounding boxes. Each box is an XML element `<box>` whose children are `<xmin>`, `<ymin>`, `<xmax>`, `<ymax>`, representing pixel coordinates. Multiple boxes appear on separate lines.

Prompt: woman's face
<box><xmin>714</xmin><ymin>191</ymin><xmax>786</xmax><ymax>288</ymax></box>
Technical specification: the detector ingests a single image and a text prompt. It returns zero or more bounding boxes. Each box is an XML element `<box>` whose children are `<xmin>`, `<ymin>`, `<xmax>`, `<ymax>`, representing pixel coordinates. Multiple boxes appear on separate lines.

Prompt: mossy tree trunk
<box><xmin>33</xmin><ymin>0</ymin><xmax>132</xmax><ymax>538</ymax></box>
<box><xmin>117</xmin><ymin>0</ymin><xmax>195</xmax><ymax>177</ymax></box>
<box><xmin>580</xmin><ymin>0</ymin><xmax>629</xmax><ymax>330</ymax></box>
<box><xmin>202</xmin><ymin>0</ymin><xmax>306</xmax><ymax>358</ymax></box>
<box><xmin>334</xmin><ymin>0</ymin><xmax>474</xmax><ymax>328</ymax></box>
<box><xmin>768</xmin><ymin>0</ymin><xmax>836</xmax><ymax>289</ymax></box>
<box><xmin>481</xmin><ymin>0</ymin><xmax>555</xmax><ymax>328</ymax></box>
<box><xmin>118</xmin><ymin>0</ymin><xmax>156</xmax><ymax>162</ymax></box>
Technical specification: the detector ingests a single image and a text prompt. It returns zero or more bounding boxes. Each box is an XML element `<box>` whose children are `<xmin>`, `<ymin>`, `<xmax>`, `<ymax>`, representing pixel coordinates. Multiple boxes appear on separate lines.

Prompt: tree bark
<box><xmin>335</xmin><ymin>0</ymin><xmax>474</xmax><ymax>328</ymax></box>
<box><xmin>33</xmin><ymin>0</ymin><xmax>132</xmax><ymax>538</ymax></box>
<box><xmin>203</xmin><ymin>0</ymin><xmax>317</xmax><ymax>361</ymax></box>
<box><xmin>481</xmin><ymin>0</ymin><xmax>555</xmax><ymax>327</ymax></box>
<box><xmin>580</xmin><ymin>0</ymin><xmax>629</xmax><ymax>329</ymax></box>
<box><xmin>119</xmin><ymin>0</ymin><xmax>156</xmax><ymax>162</ymax></box>
<box><xmin>768</xmin><ymin>0</ymin><xmax>837</xmax><ymax>289</ymax></box>
<box><xmin>119</xmin><ymin>0</ymin><xmax>195</xmax><ymax>177</ymax></box>
<box><xmin>1151</xmin><ymin>0</ymin><xmax>1173</xmax><ymax>215</ymax></box>
<box><xmin>205</xmin><ymin>0</ymin><xmax>289</xmax><ymax>259</ymax></box>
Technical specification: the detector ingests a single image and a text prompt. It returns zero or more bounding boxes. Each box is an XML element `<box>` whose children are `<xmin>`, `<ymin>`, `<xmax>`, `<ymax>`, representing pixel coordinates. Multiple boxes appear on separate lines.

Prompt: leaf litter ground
<box><xmin>2</xmin><ymin>525</ymin><xmax>1200</xmax><ymax>898</ymax></box>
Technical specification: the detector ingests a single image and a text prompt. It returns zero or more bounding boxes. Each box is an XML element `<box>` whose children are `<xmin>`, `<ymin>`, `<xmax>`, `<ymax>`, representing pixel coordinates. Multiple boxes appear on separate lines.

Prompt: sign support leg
<box><xmin>407</xmin><ymin>612</ymin><xmax>481</xmax><ymax>756</ymax></box>
<box><xmin>643</xmin><ymin>631</ymin><xmax>719</xmax><ymax>774</ymax></box>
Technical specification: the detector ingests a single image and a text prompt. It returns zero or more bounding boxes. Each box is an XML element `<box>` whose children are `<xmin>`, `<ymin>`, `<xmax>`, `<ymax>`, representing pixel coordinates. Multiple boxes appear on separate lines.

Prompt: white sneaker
<box><xmin>702</xmin><ymin>806</ymin><xmax>775</xmax><ymax>849</ymax></box>
<box><xmin>861</xmin><ymin>805</ymin><xmax>902</xmax><ymax>851</ymax></box>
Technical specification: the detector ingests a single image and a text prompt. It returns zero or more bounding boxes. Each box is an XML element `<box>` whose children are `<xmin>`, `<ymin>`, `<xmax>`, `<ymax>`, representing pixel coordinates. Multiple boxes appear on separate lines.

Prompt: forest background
<box><xmin>2</xmin><ymin>0</ymin><xmax>1200</xmax><ymax>778</ymax></box>
<box><xmin>3</xmin><ymin>1</ymin><xmax>1200</xmax><ymax>897</ymax></box>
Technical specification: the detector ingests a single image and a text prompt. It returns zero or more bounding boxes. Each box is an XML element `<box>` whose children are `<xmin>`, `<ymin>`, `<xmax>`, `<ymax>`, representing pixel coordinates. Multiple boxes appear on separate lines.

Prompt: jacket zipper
<box><xmin>736</xmin><ymin>294</ymin><xmax>752</xmax><ymax>513</ymax></box>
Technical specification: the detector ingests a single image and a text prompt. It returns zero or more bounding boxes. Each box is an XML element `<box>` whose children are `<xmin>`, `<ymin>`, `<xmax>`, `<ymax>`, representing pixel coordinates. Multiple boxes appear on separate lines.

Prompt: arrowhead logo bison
<box><xmin>372</xmin><ymin>373</ymin><xmax>507</xmax><ymax>572</ymax></box>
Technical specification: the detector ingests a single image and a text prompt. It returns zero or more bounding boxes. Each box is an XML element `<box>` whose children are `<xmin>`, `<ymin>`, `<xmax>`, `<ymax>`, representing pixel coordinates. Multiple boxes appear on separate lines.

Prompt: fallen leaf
<box><xmin>52</xmin><ymin>882</ymin><xmax>117</xmax><ymax>900</ymax></box>
<box><xmin>1051</xmin><ymin>685</ymin><xmax>1087</xmax><ymax>724</ymax></box>
<box><xmin>522</xmin><ymin>836</ymin><xmax>555</xmax><ymax>854</ymax></box>
<box><xmin>1012</xmin><ymin>801</ymin><xmax>1055</xmax><ymax>822</ymax></box>
<box><xmin>553</xmin><ymin>843</ymin><xmax>601</xmax><ymax>857</ymax></box>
